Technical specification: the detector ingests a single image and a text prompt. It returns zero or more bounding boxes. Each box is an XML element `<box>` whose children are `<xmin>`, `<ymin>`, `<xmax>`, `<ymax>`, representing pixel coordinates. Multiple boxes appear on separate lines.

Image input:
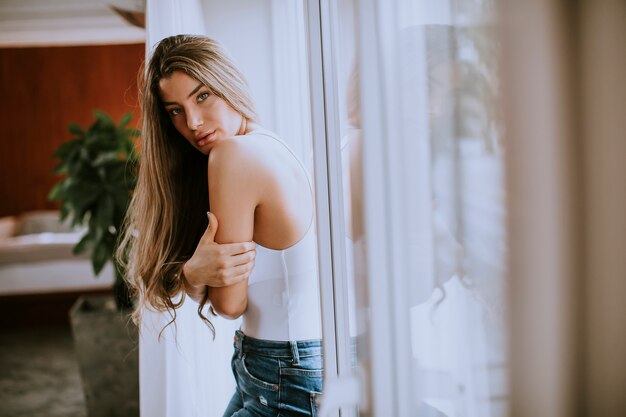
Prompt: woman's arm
<box><xmin>206</xmin><ymin>139</ymin><xmax>262</xmax><ymax>319</ymax></box>
<box><xmin>181</xmin><ymin>211</ymin><xmax>256</xmax><ymax>294</ymax></box>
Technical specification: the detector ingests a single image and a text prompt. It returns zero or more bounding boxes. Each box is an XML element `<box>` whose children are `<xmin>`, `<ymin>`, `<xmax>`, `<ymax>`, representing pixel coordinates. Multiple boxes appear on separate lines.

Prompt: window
<box><xmin>308</xmin><ymin>1</ymin><xmax>508</xmax><ymax>415</ymax></box>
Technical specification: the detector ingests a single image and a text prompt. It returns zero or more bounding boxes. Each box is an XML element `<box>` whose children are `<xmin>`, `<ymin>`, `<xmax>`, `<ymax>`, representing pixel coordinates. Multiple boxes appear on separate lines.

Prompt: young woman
<box><xmin>118</xmin><ymin>34</ymin><xmax>323</xmax><ymax>417</ymax></box>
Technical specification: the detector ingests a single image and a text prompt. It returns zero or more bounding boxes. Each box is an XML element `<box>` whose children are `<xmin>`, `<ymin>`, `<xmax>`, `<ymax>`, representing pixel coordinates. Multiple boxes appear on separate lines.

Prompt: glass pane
<box><xmin>404</xmin><ymin>1</ymin><xmax>508</xmax><ymax>415</ymax></box>
<box><xmin>329</xmin><ymin>0</ymin><xmax>507</xmax><ymax>415</ymax></box>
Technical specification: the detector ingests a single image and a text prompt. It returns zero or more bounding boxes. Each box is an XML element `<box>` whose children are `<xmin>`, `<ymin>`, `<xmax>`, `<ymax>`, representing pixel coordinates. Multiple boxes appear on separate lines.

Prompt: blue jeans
<box><xmin>223</xmin><ymin>330</ymin><xmax>323</xmax><ymax>417</ymax></box>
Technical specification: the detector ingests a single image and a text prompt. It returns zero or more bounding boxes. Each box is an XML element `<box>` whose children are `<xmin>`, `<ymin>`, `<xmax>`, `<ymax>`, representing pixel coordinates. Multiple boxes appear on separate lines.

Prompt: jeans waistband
<box><xmin>234</xmin><ymin>330</ymin><xmax>322</xmax><ymax>364</ymax></box>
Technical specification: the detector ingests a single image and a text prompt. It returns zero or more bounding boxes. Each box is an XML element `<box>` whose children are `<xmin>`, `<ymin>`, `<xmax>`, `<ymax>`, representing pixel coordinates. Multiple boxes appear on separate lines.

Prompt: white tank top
<box><xmin>240</xmin><ymin>130</ymin><xmax>322</xmax><ymax>342</ymax></box>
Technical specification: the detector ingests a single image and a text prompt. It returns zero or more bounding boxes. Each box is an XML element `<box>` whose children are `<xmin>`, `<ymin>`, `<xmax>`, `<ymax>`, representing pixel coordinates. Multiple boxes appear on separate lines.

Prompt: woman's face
<box><xmin>158</xmin><ymin>71</ymin><xmax>244</xmax><ymax>155</ymax></box>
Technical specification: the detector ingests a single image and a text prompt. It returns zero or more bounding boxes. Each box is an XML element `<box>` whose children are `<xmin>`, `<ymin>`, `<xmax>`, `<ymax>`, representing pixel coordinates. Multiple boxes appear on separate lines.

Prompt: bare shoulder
<box><xmin>207</xmin><ymin>137</ymin><xmax>272</xmax><ymax>194</ymax></box>
<box><xmin>211</xmin><ymin>130</ymin><xmax>289</xmax><ymax>168</ymax></box>
<box><xmin>209</xmin><ymin>128</ymin><xmax>302</xmax><ymax>179</ymax></box>
<box><xmin>208</xmin><ymin>137</ymin><xmax>255</xmax><ymax>168</ymax></box>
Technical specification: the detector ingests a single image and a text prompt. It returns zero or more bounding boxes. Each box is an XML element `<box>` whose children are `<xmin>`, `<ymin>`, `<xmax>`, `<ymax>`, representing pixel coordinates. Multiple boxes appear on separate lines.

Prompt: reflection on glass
<box><xmin>406</xmin><ymin>3</ymin><xmax>507</xmax><ymax>417</ymax></box>
<box><xmin>337</xmin><ymin>0</ymin><xmax>507</xmax><ymax>416</ymax></box>
<box><xmin>335</xmin><ymin>1</ymin><xmax>365</xmax><ymax>416</ymax></box>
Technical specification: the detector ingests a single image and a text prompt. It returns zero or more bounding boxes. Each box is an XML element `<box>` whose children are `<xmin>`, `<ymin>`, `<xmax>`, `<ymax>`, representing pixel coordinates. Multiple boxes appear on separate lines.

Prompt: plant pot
<box><xmin>69</xmin><ymin>295</ymin><xmax>139</xmax><ymax>417</ymax></box>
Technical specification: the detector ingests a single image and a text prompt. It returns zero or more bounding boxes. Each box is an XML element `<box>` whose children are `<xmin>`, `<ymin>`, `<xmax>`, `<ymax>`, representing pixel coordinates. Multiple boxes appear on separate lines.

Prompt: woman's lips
<box><xmin>196</xmin><ymin>130</ymin><xmax>216</xmax><ymax>146</ymax></box>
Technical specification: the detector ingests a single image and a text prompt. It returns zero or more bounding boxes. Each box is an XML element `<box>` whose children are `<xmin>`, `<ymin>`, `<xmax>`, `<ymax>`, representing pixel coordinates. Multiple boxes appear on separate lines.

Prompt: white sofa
<box><xmin>0</xmin><ymin>211</ymin><xmax>114</xmax><ymax>295</ymax></box>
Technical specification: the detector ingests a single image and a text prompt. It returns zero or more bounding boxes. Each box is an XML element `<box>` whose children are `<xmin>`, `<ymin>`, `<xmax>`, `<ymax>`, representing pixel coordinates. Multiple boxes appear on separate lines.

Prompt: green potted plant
<box><xmin>49</xmin><ymin>110</ymin><xmax>140</xmax><ymax>417</ymax></box>
<box><xmin>49</xmin><ymin>109</ymin><xmax>138</xmax><ymax>308</ymax></box>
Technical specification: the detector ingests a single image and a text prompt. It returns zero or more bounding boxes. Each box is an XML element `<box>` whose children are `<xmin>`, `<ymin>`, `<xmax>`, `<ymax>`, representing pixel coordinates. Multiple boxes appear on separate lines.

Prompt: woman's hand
<box><xmin>182</xmin><ymin>212</ymin><xmax>256</xmax><ymax>293</ymax></box>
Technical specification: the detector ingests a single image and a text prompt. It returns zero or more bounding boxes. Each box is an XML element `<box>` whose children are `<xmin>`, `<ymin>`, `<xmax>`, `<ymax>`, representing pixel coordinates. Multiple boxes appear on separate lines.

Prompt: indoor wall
<box><xmin>0</xmin><ymin>43</ymin><xmax>144</xmax><ymax>217</ymax></box>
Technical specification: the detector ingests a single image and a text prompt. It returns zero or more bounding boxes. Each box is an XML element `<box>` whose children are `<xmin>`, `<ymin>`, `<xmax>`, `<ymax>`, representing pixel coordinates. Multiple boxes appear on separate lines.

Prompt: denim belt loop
<box><xmin>289</xmin><ymin>341</ymin><xmax>300</xmax><ymax>366</ymax></box>
<box><xmin>235</xmin><ymin>331</ymin><xmax>244</xmax><ymax>359</ymax></box>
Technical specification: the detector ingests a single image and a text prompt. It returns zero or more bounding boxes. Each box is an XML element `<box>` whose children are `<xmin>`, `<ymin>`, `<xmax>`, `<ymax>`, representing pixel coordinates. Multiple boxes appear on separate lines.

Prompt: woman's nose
<box><xmin>186</xmin><ymin>109</ymin><xmax>203</xmax><ymax>130</ymax></box>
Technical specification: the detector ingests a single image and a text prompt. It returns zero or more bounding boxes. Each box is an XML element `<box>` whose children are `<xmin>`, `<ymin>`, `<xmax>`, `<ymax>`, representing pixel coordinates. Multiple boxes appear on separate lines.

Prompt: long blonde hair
<box><xmin>117</xmin><ymin>34</ymin><xmax>257</xmax><ymax>330</ymax></box>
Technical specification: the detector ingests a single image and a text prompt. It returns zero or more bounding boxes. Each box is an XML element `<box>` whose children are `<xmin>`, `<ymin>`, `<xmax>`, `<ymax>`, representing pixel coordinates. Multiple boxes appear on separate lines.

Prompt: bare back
<box><xmin>232</xmin><ymin>130</ymin><xmax>314</xmax><ymax>250</ymax></box>
<box><xmin>206</xmin><ymin>127</ymin><xmax>318</xmax><ymax>325</ymax></box>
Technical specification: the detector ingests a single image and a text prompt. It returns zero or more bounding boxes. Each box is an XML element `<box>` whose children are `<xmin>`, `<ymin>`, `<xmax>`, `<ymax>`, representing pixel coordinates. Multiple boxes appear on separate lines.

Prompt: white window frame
<box><xmin>304</xmin><ymin>1</ymin><xmax>357</xmax><ymax>416</ymax></box>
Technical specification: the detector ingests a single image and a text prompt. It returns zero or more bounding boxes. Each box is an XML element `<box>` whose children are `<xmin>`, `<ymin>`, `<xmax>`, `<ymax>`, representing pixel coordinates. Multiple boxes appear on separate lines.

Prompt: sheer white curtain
<box><xmin>139</xmin><ymin>299</ymin><xmax>238</xmax><ymax>417</ymax></box>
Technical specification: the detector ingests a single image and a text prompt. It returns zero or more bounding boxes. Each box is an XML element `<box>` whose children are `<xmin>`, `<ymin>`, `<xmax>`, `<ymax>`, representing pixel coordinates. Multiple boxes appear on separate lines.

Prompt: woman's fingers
<box><xmin>230</xmin><ymin>249</ymin><xmax>256</xmax><ymax>268</ymax></box>
<box><xmin>222</xmin><ymin>261</ymin><xmax>255</xmax><ymax>286</ymax></box>
<box><xmin>224</xmin><ymin>270</ymin><xmax>253</xmax><ymax>286</ymax></box>
<box><xmin>187</xmin><ymin>240</ymin><xmax>255</xmax><ymax>287</ymax></box>
<box><xmin>221</xmin><ymin>241</ymin><xmax>256</xmax><ymax>256</ymax></box>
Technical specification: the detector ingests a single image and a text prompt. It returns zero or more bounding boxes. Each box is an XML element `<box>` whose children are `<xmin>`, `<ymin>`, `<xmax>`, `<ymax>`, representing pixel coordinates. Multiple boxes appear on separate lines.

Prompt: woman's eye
<box><xmin>198</xmin><ymin>92</ymin><xmax>209</xmax><ymax>102</ymax></box>
<box><xmin>168</xmin><ymin>108</ymin><xmax>182</xmax><ymax>116</ymax></box>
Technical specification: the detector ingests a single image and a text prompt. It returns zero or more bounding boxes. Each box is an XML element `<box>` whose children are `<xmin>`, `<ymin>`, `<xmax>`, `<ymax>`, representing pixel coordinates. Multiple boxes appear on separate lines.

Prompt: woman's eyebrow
<box><xmin>162</xmin><ymin>83</ymin><xmax>204</xmax><ymax>106</ymax></box>
<box><xmin>186</xmin><ymin>83</ymin><xmax>204</xmax><ymax>98</ymax></box>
